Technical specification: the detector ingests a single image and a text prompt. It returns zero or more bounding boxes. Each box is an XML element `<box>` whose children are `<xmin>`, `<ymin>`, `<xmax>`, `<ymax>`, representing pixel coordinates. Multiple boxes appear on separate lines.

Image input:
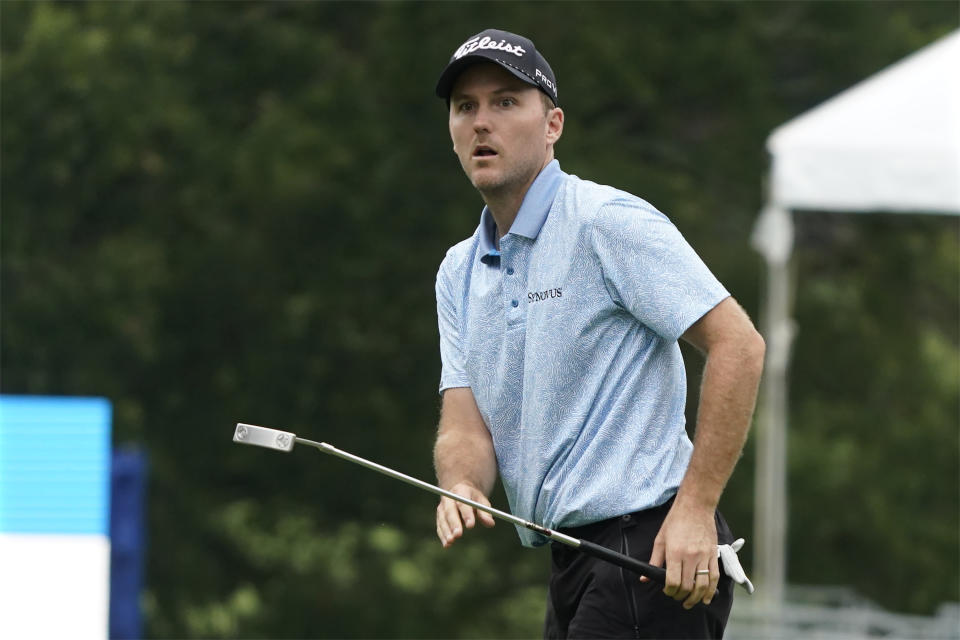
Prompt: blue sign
<box><xmin>0</xmin><ymin>395</ymin><xmax>112</xmax><ymax>535</ymax></box>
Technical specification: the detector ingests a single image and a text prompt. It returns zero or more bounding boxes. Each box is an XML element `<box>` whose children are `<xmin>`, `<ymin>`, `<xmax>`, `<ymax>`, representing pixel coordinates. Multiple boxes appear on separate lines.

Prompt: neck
<box><xmin>482</xmin><ymin>155</ymin><xmax>553</xmax><ymax>242</ymax></box>
<box><xmin>484</xmin><ymin>191</ymin><xmax>526</xmax><ymax>243</ymax></box>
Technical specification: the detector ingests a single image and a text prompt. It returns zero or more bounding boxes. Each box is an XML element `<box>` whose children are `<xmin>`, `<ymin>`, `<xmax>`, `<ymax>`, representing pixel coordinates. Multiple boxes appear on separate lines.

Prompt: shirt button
<box><xmin>506</xmin><ymin>267</ymin><xmax>514</xmax><ymax>275</ymax></box>
<box><xmin>511</xmin><ymin>299</ymin><xmax>519</xmax><ymax>308</ymax></box>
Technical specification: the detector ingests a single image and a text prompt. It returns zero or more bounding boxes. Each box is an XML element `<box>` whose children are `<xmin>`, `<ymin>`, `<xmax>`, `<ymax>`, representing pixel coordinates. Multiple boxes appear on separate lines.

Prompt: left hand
<box><xmin>643</xmin><ymin>500</ymin><xmax>720</xmax><ymax>609</ymax></box>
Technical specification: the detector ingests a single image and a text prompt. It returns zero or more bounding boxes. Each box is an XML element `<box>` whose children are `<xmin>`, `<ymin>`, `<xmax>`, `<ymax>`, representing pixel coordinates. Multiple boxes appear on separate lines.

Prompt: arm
<box><xmin>646</xmin><ymin>296</ymin><xmax>765</xmax><ymax>607</ymax></box>
<box><xmin>434</xmin><ymin>386</ymin><xmax>499</xmax><ymax>547</ymax></box>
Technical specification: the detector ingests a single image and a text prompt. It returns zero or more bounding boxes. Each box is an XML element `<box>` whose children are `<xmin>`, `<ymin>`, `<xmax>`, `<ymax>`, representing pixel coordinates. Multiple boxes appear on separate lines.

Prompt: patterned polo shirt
<box><xmin>436</xmin><ymin>160</ymin><xmax>729</xmax><ymax>547</ymax></box>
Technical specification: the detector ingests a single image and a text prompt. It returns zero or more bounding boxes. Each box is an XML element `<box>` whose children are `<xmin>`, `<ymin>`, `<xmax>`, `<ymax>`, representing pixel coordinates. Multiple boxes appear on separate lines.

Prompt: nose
<box><xmin>472</xmin><ymin>103</ymin><xmax>492</xmax><ymax>134</ymax></box>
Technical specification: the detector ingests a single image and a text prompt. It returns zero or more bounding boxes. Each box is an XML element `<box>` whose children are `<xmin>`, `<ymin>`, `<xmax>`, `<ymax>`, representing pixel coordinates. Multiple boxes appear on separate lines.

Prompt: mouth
<box><xmin>472</xmin><ymin>145</ymin><xmax>498</xmax><ymax>159</ymax></box>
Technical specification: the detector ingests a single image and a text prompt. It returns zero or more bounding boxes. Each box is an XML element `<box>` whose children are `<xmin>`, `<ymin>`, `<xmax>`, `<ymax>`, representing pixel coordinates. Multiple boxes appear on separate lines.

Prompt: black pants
<box><xmin>544</xmin><ymin>498</ymin><xmax>735</xmax><ymax>639</ymax></box>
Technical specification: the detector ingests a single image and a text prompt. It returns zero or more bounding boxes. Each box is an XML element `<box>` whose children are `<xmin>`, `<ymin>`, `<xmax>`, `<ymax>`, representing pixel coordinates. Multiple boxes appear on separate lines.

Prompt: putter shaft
<box><xmin>234</xmin><ymin>423</ymin><xmax>667</xmax><ymax>582</ymax></box>
<box><xmin>295</xmin><ymin>435</ymin><xmax>580</xmax><ymax>547</ymax></box>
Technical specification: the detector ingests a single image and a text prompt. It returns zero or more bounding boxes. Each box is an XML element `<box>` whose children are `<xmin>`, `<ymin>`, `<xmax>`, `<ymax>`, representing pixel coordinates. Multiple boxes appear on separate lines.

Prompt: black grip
<box><xmin>577</xmin><ymin>539</ymin><xmax>667</xmax><ymax>583</ymax></box>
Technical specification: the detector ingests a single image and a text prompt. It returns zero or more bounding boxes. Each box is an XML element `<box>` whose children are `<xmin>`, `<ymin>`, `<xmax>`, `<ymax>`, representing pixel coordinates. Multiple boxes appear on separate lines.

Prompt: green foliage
<box><xmin>2</xmin><ymin>1</ymin><xmax>957</xmax><ymax>636</ymax></box>
<box><xmin>143</xmin><ymin>499</ymin><xmax>547</xmax><ymax>638</ymax></box>
<box><xmin>790</xmin><ymin>214</ymin><xmax>960</xmax><ymax>612</ymax></box>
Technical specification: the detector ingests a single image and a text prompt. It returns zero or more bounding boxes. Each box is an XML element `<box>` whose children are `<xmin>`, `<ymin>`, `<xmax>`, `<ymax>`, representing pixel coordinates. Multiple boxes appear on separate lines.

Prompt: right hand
<box><xmin>436</xmin><ymin>482</ymin><xmax>496</xmax><ymax>547</ymax></box>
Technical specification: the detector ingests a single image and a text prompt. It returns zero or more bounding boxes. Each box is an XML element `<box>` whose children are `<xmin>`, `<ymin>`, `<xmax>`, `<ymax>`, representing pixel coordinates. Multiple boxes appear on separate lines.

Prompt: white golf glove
<box><xmin>718</xmin><ymin>538</ymin><xmax>755</xmax><ymax>594</ymax></box>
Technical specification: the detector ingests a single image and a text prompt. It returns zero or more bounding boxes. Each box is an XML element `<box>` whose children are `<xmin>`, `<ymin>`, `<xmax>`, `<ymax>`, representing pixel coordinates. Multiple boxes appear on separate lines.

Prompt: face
<box><xmin>448</xmin><ymin>63</ymin><xmax>563</xmax><ymax>197</ymax></box>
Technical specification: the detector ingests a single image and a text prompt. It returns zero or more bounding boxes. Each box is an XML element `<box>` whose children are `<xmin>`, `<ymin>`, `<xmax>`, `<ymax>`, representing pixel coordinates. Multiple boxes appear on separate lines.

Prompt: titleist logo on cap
<box><xmin>454</xmin><ymin>35</ymin><xmax>526</xmax><ymax>60</ymax></box>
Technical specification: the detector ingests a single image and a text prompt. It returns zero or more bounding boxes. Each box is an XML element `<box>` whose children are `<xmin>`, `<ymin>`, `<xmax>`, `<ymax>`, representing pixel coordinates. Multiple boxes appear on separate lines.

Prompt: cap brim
<box><xmin>435</xmin><ymin>54</ymin><xmax>539</xmax><ymax>100</ymax></box>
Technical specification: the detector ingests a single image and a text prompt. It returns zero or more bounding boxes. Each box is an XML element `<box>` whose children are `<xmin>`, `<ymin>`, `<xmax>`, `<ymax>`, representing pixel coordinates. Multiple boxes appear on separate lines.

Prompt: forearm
<box><xmin>675</xmin><ymin>332</ymin><xmax>765</xmax><ymax>511</ymax></box>
<box><xmin>433</xmin><ymin>404</ymin><xmax>498</xmax><ymax>496</ymax></box>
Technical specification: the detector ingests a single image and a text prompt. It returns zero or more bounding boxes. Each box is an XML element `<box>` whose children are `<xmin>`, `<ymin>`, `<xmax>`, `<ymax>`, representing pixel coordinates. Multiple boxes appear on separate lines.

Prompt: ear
<box><xmin>545</xmin><ymin>107</ymin><xmax>564</xmax><ymax>145</ymax></box>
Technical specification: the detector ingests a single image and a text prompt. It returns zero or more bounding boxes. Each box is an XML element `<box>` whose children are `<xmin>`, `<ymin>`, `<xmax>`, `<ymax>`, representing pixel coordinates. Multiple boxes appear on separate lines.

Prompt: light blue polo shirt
<box><xmin>436</xmin><ymin>160</ymin><xmax>729</xmax><ymax>547</ymax></box>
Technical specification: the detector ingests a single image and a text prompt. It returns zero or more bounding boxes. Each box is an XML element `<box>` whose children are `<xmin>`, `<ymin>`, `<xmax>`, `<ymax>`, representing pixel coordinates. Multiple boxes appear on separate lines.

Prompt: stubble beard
<box><xmin>470</xmin><ymin>155</ymin><xmax>542</xmax><ymax>201</ymax></box>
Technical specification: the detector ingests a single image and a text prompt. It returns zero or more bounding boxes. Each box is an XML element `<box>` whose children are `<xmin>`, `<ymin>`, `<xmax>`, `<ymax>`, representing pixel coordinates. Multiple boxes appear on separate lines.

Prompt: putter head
<box><xmin>233</xmin><ymin>423</ymin><xmax>296</xmax><ymax>452</ymax></box>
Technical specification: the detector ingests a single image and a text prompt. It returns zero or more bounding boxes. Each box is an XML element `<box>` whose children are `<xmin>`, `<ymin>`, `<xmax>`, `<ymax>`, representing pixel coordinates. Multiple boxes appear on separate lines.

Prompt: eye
<box><xmin>457</xmin><ymin>101</ymin><xmax>475</xmax><ymax>113</ymax></box>
<box><xmin>498</xmin><ymin>97</ymin><xmax>516</xmax><ymax>107</ymax></box>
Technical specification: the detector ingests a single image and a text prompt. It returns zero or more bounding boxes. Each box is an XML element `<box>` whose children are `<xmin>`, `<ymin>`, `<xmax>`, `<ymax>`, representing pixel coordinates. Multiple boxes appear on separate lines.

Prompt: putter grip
<box><xmin>577</xmin><ymin>539</ymin><xmax>667</xmax><ymax>583</ymax></box>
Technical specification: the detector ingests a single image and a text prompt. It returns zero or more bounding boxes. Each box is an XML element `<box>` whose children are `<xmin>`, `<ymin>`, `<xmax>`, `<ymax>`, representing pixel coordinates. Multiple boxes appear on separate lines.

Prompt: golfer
<box><xmin>432</xmin><ymin>28</ymin><xmax>765</xmax><ymax>639</ymax></box>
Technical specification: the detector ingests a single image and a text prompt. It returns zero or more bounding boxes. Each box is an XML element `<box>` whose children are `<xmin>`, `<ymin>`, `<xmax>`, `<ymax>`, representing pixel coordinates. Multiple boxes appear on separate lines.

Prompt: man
<box><xmin>432</xmin><ymin>28</ymin><xmax>765</xmax><ymax>639</ymax></box>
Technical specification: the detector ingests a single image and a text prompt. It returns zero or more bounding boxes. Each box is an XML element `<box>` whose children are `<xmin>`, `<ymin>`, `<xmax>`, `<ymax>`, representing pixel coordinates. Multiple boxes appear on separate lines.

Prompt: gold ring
<box><xmin>696</xmin><ymin>569</ymin><xmax>710</xmax><ymax>576</ymax></box>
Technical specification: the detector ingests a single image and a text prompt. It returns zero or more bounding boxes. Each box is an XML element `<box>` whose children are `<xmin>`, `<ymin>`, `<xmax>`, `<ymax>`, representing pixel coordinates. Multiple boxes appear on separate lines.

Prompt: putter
<box><xmin>233</xmin><ymin>422</ymin><xmax>754</xmax><ymax>593</ymax></box>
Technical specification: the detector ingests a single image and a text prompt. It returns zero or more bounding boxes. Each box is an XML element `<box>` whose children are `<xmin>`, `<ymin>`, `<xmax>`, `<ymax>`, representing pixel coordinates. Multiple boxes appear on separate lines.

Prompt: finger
<box><xmin>436</xmin><ymin>501</ymin><xmax>454</xmax><ymax>545</ymax></box>
<box><xmin>670</xmin><ymin>549</ymin><xmax>698</xmax><ymax>601</ymax></box>
<box><xmin>449</xmin><ymin>484</ymin><xmax>490</xmax><ymax>530</ymax></box>
<box><xmin>677</xmin><ymin>555</ymin><xmax>698</xmax><ymax>602</ymax></box>
<box><xmin>457</xmin><ymin>500</ymin><xmax>477</xmax><ymax>529</ymax></box>
<box><xmin>446</xmin><ymin>501</ymin><xmax>464</xmax><ymax>539</ymax></box>
<box><xmin>663</xmin><ymin>551</ymin><xmax>683</xmax><ymax>598</ymax></box>
<box><xmin>436</xmin><ymin>503</ymin><xmax>450</xmax><ymax>544</ymax></box>
<box><xmin>704</xmin><ymin>554</ymin><xmax>721</xmax><ymax>605</ymax></box>
<box><xmin>463</xmin><ymin>491</ymin><xmax>496</xmax><ymax>528</ymax></box>
<box><xmin>438</xmin><ymin>499</ymin><xmax>463</xmax><ymax>546</ymax></box>
<box><xmin>477</xmin><ymin>507</ymin><xmax>496</xmax><ymax>528</ymax></box>
<box><xmin>684</xmin><ymin>566</ymin><xmax>710</xmax><ymax>609</ymax></box>
<box><xmin>641</xmin><ymin>537</ymin><xmax>665</xmax><ymax>584</ymax></box>
<box><xmin>436</xmin><ymin>521</ymin><xmax>451</xmax><ymax>547</ymax></box>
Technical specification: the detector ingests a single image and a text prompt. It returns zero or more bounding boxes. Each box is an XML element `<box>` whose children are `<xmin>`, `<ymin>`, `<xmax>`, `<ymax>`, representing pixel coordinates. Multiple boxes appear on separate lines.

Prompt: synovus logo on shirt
<box><xmin>528</xmin><ymin>287</ymin><xmax>562</xmax><ymax>304</ymax></box>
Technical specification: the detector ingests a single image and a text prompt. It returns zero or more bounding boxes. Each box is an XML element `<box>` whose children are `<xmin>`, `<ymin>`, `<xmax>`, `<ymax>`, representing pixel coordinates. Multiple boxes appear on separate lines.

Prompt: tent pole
<box><xmin>751</xmin><ymin>202</ymin><xmax>795</xmax><ymax>620</ymax></box>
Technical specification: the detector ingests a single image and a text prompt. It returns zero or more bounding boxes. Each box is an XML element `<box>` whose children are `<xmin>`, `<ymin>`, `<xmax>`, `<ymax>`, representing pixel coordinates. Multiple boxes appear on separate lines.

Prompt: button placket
<box><xmin>500</xmin><ymin>239</ymin><xmax>524</xmax><ymax>318</ymax></box>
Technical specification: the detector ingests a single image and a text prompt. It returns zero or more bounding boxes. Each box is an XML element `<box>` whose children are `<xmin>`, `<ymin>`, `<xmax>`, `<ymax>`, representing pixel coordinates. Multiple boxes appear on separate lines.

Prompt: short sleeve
<box><xmin>590</xmin><ymin>200</ymin><xmax>729</xmax><ymax>341</ymax></box>
<box><xmin>436</xmin><ymin>254</ymin><xmax>471</xmax><ymax>393</ymax></box>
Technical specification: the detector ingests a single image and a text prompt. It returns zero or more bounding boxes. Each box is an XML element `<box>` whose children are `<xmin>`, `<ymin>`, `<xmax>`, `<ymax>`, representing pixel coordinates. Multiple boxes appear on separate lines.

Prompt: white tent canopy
<box><xmin>769</xmin><ymin>29</ymin><xmax>960</xmax><ymax>216</ymax></box>
<box><xmin>750</xmin><ymin>30</ymin><xmax>960</xmax><ymax>612</ymax></box>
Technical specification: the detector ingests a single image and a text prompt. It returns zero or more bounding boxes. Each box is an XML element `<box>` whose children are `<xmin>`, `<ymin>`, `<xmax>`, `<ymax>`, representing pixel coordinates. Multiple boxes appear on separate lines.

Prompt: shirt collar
<box><xmin>478</xmin><ymin>160</ymin><xmax>565</xmax><ymax>263</ymax></box>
